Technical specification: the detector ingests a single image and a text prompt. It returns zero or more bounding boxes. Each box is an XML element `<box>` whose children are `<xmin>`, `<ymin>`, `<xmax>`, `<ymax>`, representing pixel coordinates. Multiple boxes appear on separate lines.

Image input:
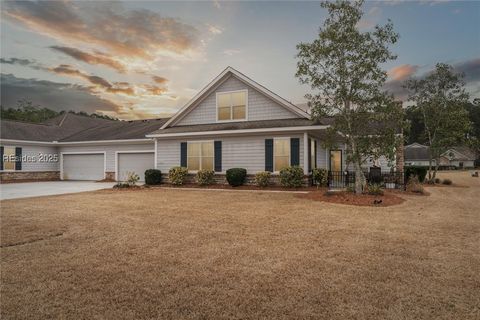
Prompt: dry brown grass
<box><xmin>1</xmin><ymin>171</ymin><xmax>479</xmax><ymax>319</ymax></box>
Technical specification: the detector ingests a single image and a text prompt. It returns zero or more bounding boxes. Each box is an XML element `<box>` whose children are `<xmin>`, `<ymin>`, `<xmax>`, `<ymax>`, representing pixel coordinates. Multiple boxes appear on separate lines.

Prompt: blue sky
<box><xmin>1</xmin><ymin>0</ymin><xmax>479</xmax><ymax>119</ymax></box>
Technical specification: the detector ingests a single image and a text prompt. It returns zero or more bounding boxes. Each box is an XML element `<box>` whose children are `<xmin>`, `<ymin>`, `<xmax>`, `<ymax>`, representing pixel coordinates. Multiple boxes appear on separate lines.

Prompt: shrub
<box><xmin>442</xmin><ymin>178</ymin><xmax>452</xmax><ymax>185</ymax></box>
<box><xmin>405</xmin><ymin>166</ymin><xmax>428</xmax><ymax>183</ymax></box>
<box><xmin>312</xmin><ymin>168</ymin><xmax>328</xmax><ymax>187</ymax></box>
<box><xmin>279</xmin><ymin>166</ymin><xmax>304</xmax><ymax>188</ymax></box>
<box><xmin>145</xmin><ymin>169</ymin><xmax>162</xmax><ymax>185</ymax></box>
<box><xmin>255</xmin><ymin>171</ymin><xmax>271</xmax><ymax>187</ymax></box>
<box><xmin>196</xmin><ymin>169</ymin><xmax>215</xmax><ymax>186</ymax></box>
<box><xmin>406</xmin><ymin>175</ymin><xmax>425</xmax><ymax>194</ymax></box>
<box><xmin>126</xmin><ymin>171</ymin><xmax>140</xmax><ymax>186</ymax></box>
<box><xmin>434</xmin><ymin>177</ymin><xmax>442</xmax><ymax>184</ymax></box>
<box><xmin>168</xmin><ymin>166</ymin><xmax>188</xmax><ymax>185</ymax></box>
<box><xmin>114</xmin><ymin>182</ymin><xmax>129</xmax><ymax>188</ymax></box>
<box><xmin>226</xmin><ymin>168</ymin><xmax>247</xmax><ymax>187</ymax></box>
<box><xmin>366</xmin><ymin>183</ymin><xmax>384</xmax><ymax>196</ymax></box>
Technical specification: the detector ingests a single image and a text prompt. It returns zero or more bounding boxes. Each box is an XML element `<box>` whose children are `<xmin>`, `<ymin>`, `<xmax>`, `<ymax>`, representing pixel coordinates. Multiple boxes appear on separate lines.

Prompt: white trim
<box><xmin>154</xmin><ymin>139</ymin><xmax>158</xmax><ymax>169</ymax></box>
<box><xmin>114</xmin><ymin>150</ymin><xmax>155</xmax><ymax>181</ymax></box>
<box><xmin>303</xmin><ymin>133</ymin><xmax>309</xmax><ymax>175</ymax></box>
<box><xmin>60</xmin><ymin>151</ymin><xmax>106</xmax><ymax>180</ymax></box>
<box><xmin>215</xmin><ymin>89</ymin><xmax>248</xmax><ymax>123</ymax></box>
<box><xmin>147</xmin><ymin>125</ymin><xmax>330</xmax><ymax>138</ymax></box>
<box><xmin>185</xmin><ymin>140</ymin><xmax>215</xmax><ymax>172</ymax></box>
<box><xmin>1</xmin><ymin>138</ymin><xmax>152</xmax><ymax>146</ymax></box>
<box><xmin>161</xmin><ymin>66</ymin><xmax>309</xmax><ymax>129</ymax></box>
<box><xmin>273</xmin><ymin>137</ymin><xmax>290</xmax><ymax>173</ymax></box>
<box><xmin>0</xmin><ymin>139</ymin><xmax>53</xmax><ymax>146</ymax></box>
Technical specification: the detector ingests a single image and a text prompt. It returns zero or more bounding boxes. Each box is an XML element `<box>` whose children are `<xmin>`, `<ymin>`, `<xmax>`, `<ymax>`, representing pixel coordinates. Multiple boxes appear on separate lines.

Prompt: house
<box><xmin>404</xmin><ymin>143</ymin><xmax>434</xmax><ymax>167</ymax></box>
<box><xmin>439</xmin><ymin>147</ymin><xmax>476</xmax><ymax>169</ymax></box>
<box><xmin>1</xmin><ymin>67</ymin><xmax>403</xmax><ymax>184</ymax></box>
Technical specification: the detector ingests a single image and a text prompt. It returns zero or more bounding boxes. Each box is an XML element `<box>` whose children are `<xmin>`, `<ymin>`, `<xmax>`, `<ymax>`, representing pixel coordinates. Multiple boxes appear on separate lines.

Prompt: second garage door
<box><xmin>62</xmin><ymin>153</ymin><xmax>105</xmax><ymax>180</ymax></box>
<box><xmin>117</xmin><ymin>152</ymin><xmax>154</xmax><ymax>182</ymax></box>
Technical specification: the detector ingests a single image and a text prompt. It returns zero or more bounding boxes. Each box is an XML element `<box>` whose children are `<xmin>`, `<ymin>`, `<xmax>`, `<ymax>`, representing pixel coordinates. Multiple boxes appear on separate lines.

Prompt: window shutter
<box><xmin>180</xmin><ymin>142</ymin><xmax>187</xmax><ymax>167</ymax></box>
<box><xmin>214</xmin><ymin>141</ymin><xmax>222</xmax><ymax>172</ymax></box>
<box><xmin>308</xmin><ymin>138</ymin><xmax>312</xmax><ymax>172</ymax></box>
<box><xmin>0</xmin><ymin>146</ymin><xmax>4</xmax><ymax>171</ymax></box>
<box><xmin>290</xmin><ymin>138</ymin><xmax>300</xmax><ymax>166</ymax></box>
<box><xmin>15</xmin><ymin>147</ymin><xmax>22</xmax><ymax>171</ymax></box>
<box><xmin>265</xmin><ymin>139</ymin><xmax>273</xmax><ymax>172</ymax></box>
<box><xmin>314</xmin><ymin>140</ymin><xmax>317</xmax><ymax>169</ymax></box>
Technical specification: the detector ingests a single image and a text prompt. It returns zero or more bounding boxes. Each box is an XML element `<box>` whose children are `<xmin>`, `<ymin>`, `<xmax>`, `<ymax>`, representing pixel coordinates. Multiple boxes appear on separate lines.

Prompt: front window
<box><xmin>274</xmin><ymin>138</ymin><xmax>290</xmax><ymax>172</ymax></box>
<box><xmin>187</xmin><ymin>141</ymin><xmax>214</xmax><ymax>171</ymax></box>
<box><xmin>217</xmin><ymin>91</ymin><xmax>246</xmax><ymax>121</ymax></box>
<box><xmin>310</xmin><ymin>139</ymin><xmax>316</xmax><ymax>170</ymax></box>
<box><xmin>2</xmin><ymin>146</ymin><xmax>15</xmax><ymax>170</ymax></box>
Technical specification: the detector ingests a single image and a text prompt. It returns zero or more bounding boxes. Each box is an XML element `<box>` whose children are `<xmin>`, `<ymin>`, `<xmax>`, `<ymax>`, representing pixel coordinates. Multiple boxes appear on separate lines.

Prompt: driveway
<box><xmin>0</xmin><ymin>181</ymin><xmax>116</xmax><ymax>200</ymax></box>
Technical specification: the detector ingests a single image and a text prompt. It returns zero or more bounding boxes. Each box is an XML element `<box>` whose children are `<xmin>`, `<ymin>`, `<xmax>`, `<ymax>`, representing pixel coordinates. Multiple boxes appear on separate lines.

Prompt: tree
<box><xmin>404</xmin><ymin>63</ymin><xmax>471</xmax><ymax>181</ymax></box>
<box><xmin>296</xmin><ymin>0</ymin><xmax>403</xmax><ymax>194</ymax></box>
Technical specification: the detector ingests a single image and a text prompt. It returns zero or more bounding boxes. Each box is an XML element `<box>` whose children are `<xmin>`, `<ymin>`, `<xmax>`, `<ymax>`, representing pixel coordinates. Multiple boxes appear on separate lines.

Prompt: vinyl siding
<box><xmin>156</xmin><ymin>134</ymin><xmax>304</xmax><ymax>173</ymax></box>
<box><xmin>0</xmin><ymin>144</ymin><xmax>59</xmax><ymax>172</ymax></box>
<box><xmin>176</xmin><ymin>76</ymin><xmax>300</xmax><ymax>126</ymax></box>
<box><xmin>316</xmin><ymin>144</ymin><xmax>392</xmax><ymax>171</ymax></box>
<box><xmin>58</xmin><ymin>143</ymin><xmax>154</xmax><ymax>172</ymax></box>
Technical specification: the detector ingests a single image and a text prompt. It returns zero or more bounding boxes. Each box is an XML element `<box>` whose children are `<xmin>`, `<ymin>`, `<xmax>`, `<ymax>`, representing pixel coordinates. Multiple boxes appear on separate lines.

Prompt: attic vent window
<box><xmin>217</xmin><ymin>90</ymin><xmax>247</xmax><ymax>121</ymax></box>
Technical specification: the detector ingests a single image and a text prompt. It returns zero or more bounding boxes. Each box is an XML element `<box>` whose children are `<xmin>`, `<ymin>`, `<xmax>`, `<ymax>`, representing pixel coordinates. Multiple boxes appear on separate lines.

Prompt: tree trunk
<box><xmin>427</xmin><ymin>148</ymin><xmax>434</xmax><ymax>182</ymax></box>
<box><xmin>354</xmin><ymin>161</ymin><xmax>365</xmax><ymax>194</ymax></box>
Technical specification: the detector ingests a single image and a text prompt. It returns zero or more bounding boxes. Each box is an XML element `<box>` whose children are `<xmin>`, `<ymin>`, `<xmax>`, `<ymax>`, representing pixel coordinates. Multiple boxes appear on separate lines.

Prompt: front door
<box><xmin>330</xmin><ymin>150</ymin><xmax>342</xmax><ymax>172</ymax></box>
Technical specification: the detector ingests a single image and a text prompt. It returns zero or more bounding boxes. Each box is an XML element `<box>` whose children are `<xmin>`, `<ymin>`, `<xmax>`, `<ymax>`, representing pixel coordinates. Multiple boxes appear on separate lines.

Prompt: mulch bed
<box><xmin>297</xmin><ymin>190</ymin><xmax>406</xmax><ymax>207</ymax></box>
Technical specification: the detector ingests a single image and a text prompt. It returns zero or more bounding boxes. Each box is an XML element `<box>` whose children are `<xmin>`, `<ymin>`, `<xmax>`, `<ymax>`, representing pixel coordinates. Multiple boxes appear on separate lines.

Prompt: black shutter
<box><xmin>314</xmin><ymin>140</ymin><xmax>317</xmax><ymax>169</ymax></box>
<box><xmin>308</xmin><ymin>138</ymin><xmax>312</xmax><ymax>172</ymax></box>
<box><xmin>15</xmin><ymin>147</ymin><xmax>22</xmax><ymax>171</ymax></box>
<box><xmin>214</xmin><ymin>141</ymin><xmax>222</xmax><ymax>172</ymax></box>
<box><xmin>265</xmin><ymin>139</ymin><xmax>273</xmax><ymax>172</ymax></box>
<box><xmin>0</xmin><ymin>146</ymin><xmax>4</xmax><ymax>171</ymax></box>
<box><xmin>290</xmin><ymin>138</ymin><xmax>300</xmax><ymax>166</ymax></box>
<box><xmin>180</xmin><ymin>142</ymin><xmax>187</xmax><ymax>167</ymax></box>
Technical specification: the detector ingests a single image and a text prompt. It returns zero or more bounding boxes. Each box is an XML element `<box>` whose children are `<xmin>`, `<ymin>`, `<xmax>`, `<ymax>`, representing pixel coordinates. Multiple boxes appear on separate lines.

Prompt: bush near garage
<box><xmin>169</xmin><ymin>167</ymin><xmax>188</xmax><ymax>185</ymax></box>
<box><xmin>279</xmin><ymin>166</ymin><xmax>304</xmax><ymax>188</ymax></box>
<box><xmin>196</xmin><ymin>169</ymin><xmax>215</xmax><ymax>186</ymax></box>
<box><xmin>226</xmin><ymin>168</ymin><xmax>247</xmax><ymax>187</ymax></box>
<box><xmin>145</xmin><ymin>169</ymin><xmax>162</xmax><ymax>185</ymax></box>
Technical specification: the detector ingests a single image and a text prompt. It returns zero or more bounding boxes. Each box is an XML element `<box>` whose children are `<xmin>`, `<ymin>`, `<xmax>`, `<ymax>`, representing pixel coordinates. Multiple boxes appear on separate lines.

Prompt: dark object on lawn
<box><xmin>472</xmin><ymin>172</ymin><xmax>479</xmax><ymax>177</ymax></box>
<box><xmin>442</xmin><ymin>178</ymin><xmax>452</xmax><ymax>185</ymax></box>
<box><xmin>373</xmin><ymin>199</ymin><xmax>383</xmax><ymax>205</ymax></box>
<box><xmin>434</xmin><ymin>178</ymin><xmax>442</xmax><ymax>184</ymax></box>
<box><xmin>226</xmin><ymin>168</ymin><xmax>247</xmax><ymax>187</ymax></box>
<box><xmin>145</xmin><ymin>169</ymin><xmax>162</xmax><ymax>185</ymax></box>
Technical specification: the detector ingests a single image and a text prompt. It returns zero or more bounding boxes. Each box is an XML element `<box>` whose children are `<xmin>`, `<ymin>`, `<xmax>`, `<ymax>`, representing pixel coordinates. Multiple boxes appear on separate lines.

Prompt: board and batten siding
<box><xmin>58</xmin><ymin>143</ymin><xmax>154</xmax><ymax>172</ymax></box>
<box><xmin>176</xmin><ymin>76</ymin><xmax>300</xmax><ymax>126</ymax></box>
<box><xmin>156</xmin><ymin>134</ymin><xmax>304</xmax><ymax>173</ymax></box>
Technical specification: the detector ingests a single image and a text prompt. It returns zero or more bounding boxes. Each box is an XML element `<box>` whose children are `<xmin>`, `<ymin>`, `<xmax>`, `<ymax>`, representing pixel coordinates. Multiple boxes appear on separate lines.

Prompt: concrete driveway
<box><xmin>0</xmin><ymin>181</ymin><xmax>116</xmax><ymax>200</ymax></box>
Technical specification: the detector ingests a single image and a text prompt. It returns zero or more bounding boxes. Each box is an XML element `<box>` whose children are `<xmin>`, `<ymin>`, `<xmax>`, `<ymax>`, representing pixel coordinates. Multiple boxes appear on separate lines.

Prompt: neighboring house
<box><xmin>439</xmin><ymin>147</ymin><xmax>476</xmax><ymax>169</ymax></box>
<box><xmin>1</xmin><ymin>67</ymin><xmax>403</xmax><ymax>184</ymax></box>
<box><xmin>404</xmin><ymin>143</ymin><xmax>434</xmax><ymax>167</ymax></box>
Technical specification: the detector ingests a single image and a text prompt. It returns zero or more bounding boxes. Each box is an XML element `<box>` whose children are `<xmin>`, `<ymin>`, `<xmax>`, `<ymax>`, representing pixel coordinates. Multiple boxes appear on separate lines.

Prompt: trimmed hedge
<box><xmin>168</xmin><ymin>166</ymin><xmax>188</xmax><ymax>185</ymax></box>
<box><xmin>279</xmin><ymin>166</ymin><xmax>304</xmax><ymax>188</ymax></box>
<box><xmin>196</xmin><ymin>169</ymin><xmax>215</xmax><ymax>186</ymax></box>
<box><xmin>255</xmin><ymin>171</ymin><xmax>271</xmax><ymax>187</ymax></box>
<box><xmin>405</xmin><ymin>166</ymin><xmax>428</xmax><ymax>183</ymax></box>
<box><xmin>312</xmin><ymin>168</ymin><xmax>328</xmax><ymax>187</ymax></box>
<box><xmin>145</xmin><ymin>169</ymin><xmax>162</xmax><ymax>185</ymax></box>
<box><xmin>226</xmin><ymin>168</ymin><xmax>247</xmax><ymax>187</ymax></box>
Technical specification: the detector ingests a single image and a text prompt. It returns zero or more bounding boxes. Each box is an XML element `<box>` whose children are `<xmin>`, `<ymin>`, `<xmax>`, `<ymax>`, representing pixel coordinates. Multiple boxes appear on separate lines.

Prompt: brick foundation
<box><xmin>0</xmin><ymin>171</ymin><xmax>60</xmax><ymax>183</ymax></box>
<box><xmin>160</xmin><ymin>173</ymin><xmax>311</xmax><ymax>187</ymax></box>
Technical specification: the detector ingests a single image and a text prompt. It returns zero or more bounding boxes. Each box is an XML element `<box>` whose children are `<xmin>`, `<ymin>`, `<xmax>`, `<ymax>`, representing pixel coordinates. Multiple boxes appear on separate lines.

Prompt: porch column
<box><xmin>303</xmin><ymin>132</ymin><xmax>309</xmax><ymax>175</ymax></box>
<box><xmin>154</xmin><ymin>138</ymin><xmax>158</xmax><ymax>169</ymax></box>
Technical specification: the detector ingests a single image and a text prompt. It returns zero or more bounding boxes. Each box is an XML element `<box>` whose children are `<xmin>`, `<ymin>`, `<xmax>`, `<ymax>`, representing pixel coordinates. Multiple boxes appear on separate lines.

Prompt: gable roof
<box><xmin>404</xmin><ymin>143</ymin><xmax>430</xmax><ymax>161</ymax></box>
<box><xmin>161</xmin><ymin>66</ymin><xmax>309</xmax><ymax>129</ymax></box>
<box><xmin>441</xmin><ymin>147</ymin><xmax>476</xmax><ymax>161</ymax></box>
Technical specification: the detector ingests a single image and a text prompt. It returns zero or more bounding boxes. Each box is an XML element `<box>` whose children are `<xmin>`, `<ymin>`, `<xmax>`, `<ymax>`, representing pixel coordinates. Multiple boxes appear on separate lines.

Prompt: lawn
<box><xmin>1</xmin><ymin>171</ymin><xmax>479</xmax><ymax>319</ymax></box>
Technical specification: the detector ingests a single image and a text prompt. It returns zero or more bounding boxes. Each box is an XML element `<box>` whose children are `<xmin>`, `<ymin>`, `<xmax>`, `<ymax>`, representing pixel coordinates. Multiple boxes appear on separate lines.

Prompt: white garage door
<box><xmin>62</xmin><ymin>153</ymin><xmax>104</xmax><ymax>181</ymax></box>
<box><xmin>117</xmin><ymin>152</ymin><xmax>154</xmax><ymax>182</ymax></box>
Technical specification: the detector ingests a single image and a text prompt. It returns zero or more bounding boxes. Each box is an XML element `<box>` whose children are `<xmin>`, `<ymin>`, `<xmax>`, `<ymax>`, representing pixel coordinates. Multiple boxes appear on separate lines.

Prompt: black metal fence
<box><xmin>327</xmin><ymin>170</ymin><xmax>404</xmax><ymax>189</ymax></box>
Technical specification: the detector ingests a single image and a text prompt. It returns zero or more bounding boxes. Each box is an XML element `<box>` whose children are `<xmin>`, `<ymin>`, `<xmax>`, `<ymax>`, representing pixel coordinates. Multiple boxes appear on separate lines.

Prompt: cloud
<box><xmin>50</xmin><ymin>64</ymin><xmax>134</xmax><ymax>95</ymax></box>
<box><xmin>2</xmin><ymin>1</ymin><xmax>200</xmax><ymax>59</ymax></box>
<box><xmin>454</xmin><ymin>58</ymin><xmax>480</xmax><ymax>82</ymax></box>
<box><xmin>0</xmin><ymin>57</ymin><xmax>45</xmax><ymax>70</ymax></box>
<box><xmin>207</xmin><ymin>24</ymin><xmax>223</xmax><ymax>35</ymax></box>
<box><xmin>0</xmin><ymin>73</ymin><xmax>123</xmax><ymax>114</ymax></box>
<box><xmin>387</xmin><ymin>64</ymin><xmax>420</xmax><ymax>81</ymax></box>
<box><xmin>223</xmin><ymin>49</ymin><xmax>241</xmax><ymax>56</ymax></box>
<box><xmin>140</xmin><ymin>84</ymin><xmax>168</xmax><ymax>95</ymax></box>
<box><xmin>50</xmin><ymin>46</ymin><xmax>126</xmax><ymax>73</ymax></box>
<box><xmin>152</xmin><ymin>75</ymin><xmax>168</xmax><ymax>84</ymax></box>
<box><xmin>213</xmin><ymin>1</ymin><xmax>221</xmax><ymax>9</ymax></box>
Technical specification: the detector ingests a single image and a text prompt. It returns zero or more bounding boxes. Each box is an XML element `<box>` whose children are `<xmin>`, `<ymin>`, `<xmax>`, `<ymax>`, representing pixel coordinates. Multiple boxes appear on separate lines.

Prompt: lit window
<box><xmin>274</xmin><ymin>139</ymin><xmax>290</xmax><ymax>172</ymax></box>
<box><xmin>187</xmin><ymin>142</ymin><xmax>214</xmax><ymax>171</ymax></box>
<box><xmin>217</xmin><ymin>91</ymin><xmax>246</xmax><ymax>121</ymax></box>
<box><xmin>310</xmin><ymin>139</ymin><xmax>316</xmax><ymax>170</ymax></box>
<box><xmin>3</xmin><ymin>147</ymin><xmax>15</xmax><ymax>170</ymax></box>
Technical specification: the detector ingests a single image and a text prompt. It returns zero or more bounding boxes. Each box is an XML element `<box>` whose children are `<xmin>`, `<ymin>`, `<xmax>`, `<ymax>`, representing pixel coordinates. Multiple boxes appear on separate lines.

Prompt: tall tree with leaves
<box><xmin>296</xmin><ymin>0</ymin><xmax>403</xmax><ymax>194</ymax></box>
<box><xmin>404</xmin><ymin>63</ymin><xmax>471</xmax><ymax>181</ymax></box>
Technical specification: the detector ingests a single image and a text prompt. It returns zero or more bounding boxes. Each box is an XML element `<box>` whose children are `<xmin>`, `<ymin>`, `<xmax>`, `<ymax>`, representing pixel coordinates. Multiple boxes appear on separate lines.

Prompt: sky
<box><xmin>1</xmin><ymin>0</ymin><xmax>479</xmax><ymax>120</ymax></box>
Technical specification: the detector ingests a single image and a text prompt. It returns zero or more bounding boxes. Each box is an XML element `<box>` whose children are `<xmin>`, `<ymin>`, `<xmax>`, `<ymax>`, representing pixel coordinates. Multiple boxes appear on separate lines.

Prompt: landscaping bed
<box><xmin>297</xmin><ymin>190</ymin><xmax>406</xmax><ymax>207</ymax></box>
